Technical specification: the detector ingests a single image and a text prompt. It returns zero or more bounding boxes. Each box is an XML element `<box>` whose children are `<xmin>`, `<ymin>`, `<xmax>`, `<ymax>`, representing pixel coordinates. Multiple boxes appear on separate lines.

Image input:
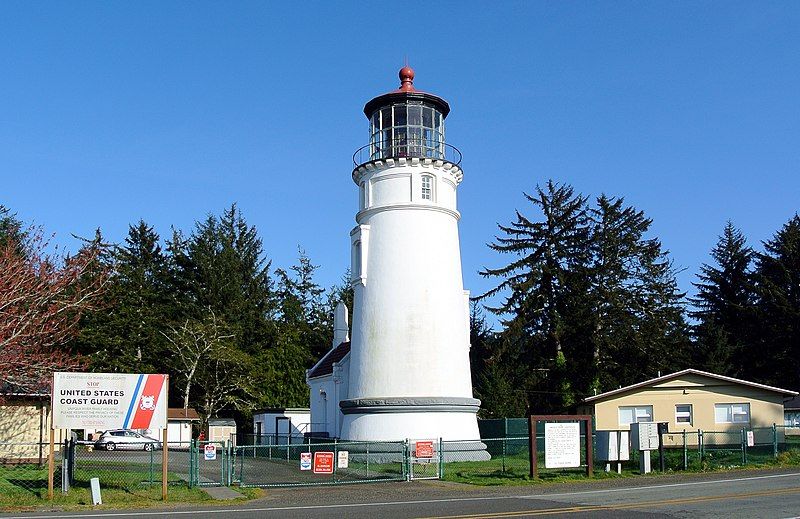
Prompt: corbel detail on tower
<box><xmin>352</xmin><ymin>159</ymin><xmax>463</xmax><ymax>185</ymax></box>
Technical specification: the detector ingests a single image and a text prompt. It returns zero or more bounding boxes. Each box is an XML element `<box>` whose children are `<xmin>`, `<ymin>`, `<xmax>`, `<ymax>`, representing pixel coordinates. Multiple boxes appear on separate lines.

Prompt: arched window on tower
<box><xmin>421</xmin><ymin>175</ymin><xmax>434</xmax><ymax>201</ymax></box>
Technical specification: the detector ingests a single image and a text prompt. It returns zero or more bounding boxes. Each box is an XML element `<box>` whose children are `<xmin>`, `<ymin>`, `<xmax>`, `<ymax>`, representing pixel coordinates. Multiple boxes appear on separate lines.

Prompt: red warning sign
<box><xmin>416</xmin><ymin>441</ymin><xmax>434</xmax><ymax>459</ymax></box>
<box><xmin>313</xmin><ymin>451</ymin><xmax>334</xmax><ymax>474</ymax></box>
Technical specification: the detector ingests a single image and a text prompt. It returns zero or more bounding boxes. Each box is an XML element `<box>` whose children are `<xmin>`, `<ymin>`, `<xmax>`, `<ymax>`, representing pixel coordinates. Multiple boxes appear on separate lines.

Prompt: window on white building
<box><xmin>675</xmin><ymin>404</ymin><xmax>693</xmax><ymax>425</ymax></box>
<box><xmin>618</xmin><ymin>405</ymin><xmax>653</xmax><ymax>425</ymax></box>
<box><xmin>421</xmin><ymin>175</ymin><xmax>433</xmax><ymax>201</ymax></box>
<box><xmin>715</xmin><ymin>403</ymin><xmax>750</xmax><ymax>424</ymax></box>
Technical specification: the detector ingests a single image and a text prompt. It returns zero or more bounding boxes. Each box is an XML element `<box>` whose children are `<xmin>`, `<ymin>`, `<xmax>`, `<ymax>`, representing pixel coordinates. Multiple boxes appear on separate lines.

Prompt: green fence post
<box><xmin>741</xmin><ymin>428</ymin><xmax>746</xmax><ymax>464</ymax></box>
<box><xmin>438</xmin><ymin>438</ymin><xmax>444</xmax><ymax>480</ymax></box>
<box><xmin>403</xmin><ymin>440</ymin><xmax>409</xmax><ymax>481</ymax></box>
<box><xmin>773</xmin><ymin>423</ymin><xmax>778</xmax><ymax>458</ymax></box>
<box><xmin>683</xmin><ymin>430</ymin><xmax>687</xmax><ymax>470</ymax></box>
<box><xmin>698</xmin><ymin>429</ymin><xmax>703</xmax><ymax>461</ymax></box>
<box><xmin>188</xmin><ymin>439</ymin><xmax>194</xmax><ymax>488</ymax></box>
<box><xmin>223</xmin><ymin>441</ymin><xmax>228</xmax><ymax>486</ymax></box>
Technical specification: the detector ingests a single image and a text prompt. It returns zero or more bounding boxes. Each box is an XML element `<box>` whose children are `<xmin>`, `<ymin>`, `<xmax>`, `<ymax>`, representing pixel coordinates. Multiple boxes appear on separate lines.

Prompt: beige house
<box><xmin>582</xmin><ymin>369</ymin><xmax>797</xmax><ymax>446</ymax></box>
<box><xmin>0</xmin><ymin>393</ymin><xmax>68</xmax><ymax>463</ymax></box>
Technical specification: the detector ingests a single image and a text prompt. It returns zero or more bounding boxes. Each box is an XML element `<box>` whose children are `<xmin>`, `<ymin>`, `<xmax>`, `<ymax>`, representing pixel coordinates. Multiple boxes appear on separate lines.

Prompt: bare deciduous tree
<box><xmin>162</xmin><ymin>311</ymin><xmax>256</xmax><ymax>426</ymax></box>
<box><xmin>0</xmin><ymin>230</ymin><xmax>107</xmax><ymax>396</ymax></box>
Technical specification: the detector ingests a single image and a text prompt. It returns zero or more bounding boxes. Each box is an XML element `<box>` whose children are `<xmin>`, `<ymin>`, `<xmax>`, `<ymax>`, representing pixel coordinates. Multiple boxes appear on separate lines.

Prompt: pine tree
<box><xmin>589</xmin><ymin>195</ymin><xmax>689</xmax><ymax>392</ymax></box>
<box><xmin>0</xmin><ymin>205</ymin><xmax>25</xmax><ymax>252</ymax></box>
<box><xmin>169</xmin><ymin>204</ymin><xmax>277</xmax><ymax>357</ymax></box>
<box><xmin>690</xmin><ymin>222</ymin><xmax>754</xmax><ymax>377</ymax></box>
<box><xmin>73</xmin><ymin>222</ymin><xmax>174</xmax><ymax>374</ymax></box>
<box><xmin>478</xmin><ymin>181</ymin><xmax>592</xmax><ymax>413</ymax></box>
<box><xmin>751</xmin><ymin>215</ymin><xmax>800</xmax><ymax>388</ymax></box>
<box><xmin>168</xmin><ymin>204</ymin><xmax>278</xmax><ymax>412</ymax></box>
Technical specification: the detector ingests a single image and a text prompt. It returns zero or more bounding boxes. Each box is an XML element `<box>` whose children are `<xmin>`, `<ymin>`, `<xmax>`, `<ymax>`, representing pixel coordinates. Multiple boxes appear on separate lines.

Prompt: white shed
<box><xmin>252</xmin><ymin>408</ymin><xmax>311</xmax><ymax>443</ymax></box>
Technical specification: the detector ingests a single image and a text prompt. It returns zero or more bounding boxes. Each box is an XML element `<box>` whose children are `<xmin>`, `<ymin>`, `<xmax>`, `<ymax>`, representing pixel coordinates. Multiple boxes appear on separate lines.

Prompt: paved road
<box><xmin>4</xmin><ymin>469</ymin><xmax>800</xmax><ymax>518</ymax></box>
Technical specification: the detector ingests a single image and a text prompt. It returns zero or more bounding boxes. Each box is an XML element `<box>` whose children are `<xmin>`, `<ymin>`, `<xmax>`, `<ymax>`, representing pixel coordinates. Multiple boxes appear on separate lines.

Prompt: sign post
<box><xmin>161</xmin><ymin>376</ymin><xmax>169</xmax><ymax>501</ymax></box>
<box><xmin>47</xmin><ymin>429</ymin><xmax>54</xmax><ymax>500</ymax></box>
<box><xmin>529</xmin><ymin>415</ymin><xmax>593</xmax><ymax>479</ymax></box>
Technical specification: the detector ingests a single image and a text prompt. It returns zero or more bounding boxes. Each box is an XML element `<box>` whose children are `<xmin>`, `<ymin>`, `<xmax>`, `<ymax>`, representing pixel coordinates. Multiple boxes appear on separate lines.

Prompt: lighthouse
<box><xmin>337</xmin><ymin>67</ymin><xmax>484</xmax><ymax>453</ymax></box>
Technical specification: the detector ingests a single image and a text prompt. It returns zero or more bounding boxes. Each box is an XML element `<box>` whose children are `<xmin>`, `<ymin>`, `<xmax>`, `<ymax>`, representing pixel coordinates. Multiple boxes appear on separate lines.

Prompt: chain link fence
<box><xmin>3</xmin><ymin>423</ymin><xmax>800</xmax><ymax>500</ymax></box>
<box><xmin>0</xmin><ymin>442</ymin><xmax>62</xmax><ymax>498</ymax></box>
<box><xmin>76</xmin><ymin>439</ymin><xmax>195</xmax><ymax>491</ymax></box>
<box><xmin>232</xmin><ymin>439</ymin><xmax>407</xmax><ymax>487</ymax></box>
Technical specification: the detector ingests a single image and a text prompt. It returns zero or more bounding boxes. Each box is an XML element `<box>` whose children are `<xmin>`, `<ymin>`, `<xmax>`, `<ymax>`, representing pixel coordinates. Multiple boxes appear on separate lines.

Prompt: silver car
<box><xmin>94</xmin><ymin>429</ymin><xmax>161</xmax><ymax>451</ymax></box>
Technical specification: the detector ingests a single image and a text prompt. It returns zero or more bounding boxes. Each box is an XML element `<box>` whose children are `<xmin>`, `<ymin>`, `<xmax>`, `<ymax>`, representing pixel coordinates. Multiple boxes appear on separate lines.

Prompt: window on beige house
<box><xmin>675</xmin><ymin>404</ymin><xmax>693</xmax><ymax>425</ymax></box>
<box><xmin>618</xmin><ymin>405</ymin><xmax>653</xmax><ymax>425</ymax></box>
<box><xmin>715</xmin><ymin>403</ymin><xmax>750</xmax><ymax>424</ymax></box>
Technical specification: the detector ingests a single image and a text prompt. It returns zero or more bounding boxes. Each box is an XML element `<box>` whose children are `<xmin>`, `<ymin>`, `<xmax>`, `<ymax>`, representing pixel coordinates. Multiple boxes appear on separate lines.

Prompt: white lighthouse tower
<box><xmin>339</xmin><ymin>67</ymin><xmax>484</xmax><ymax>454</ymax></box>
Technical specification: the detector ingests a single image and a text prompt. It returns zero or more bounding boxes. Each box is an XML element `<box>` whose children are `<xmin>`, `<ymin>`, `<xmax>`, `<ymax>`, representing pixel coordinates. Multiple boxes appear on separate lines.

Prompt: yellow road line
<box><xmin>420</xmin><ymin>485</ymin><xmax>800</xmax><ymax>518</ymax></box>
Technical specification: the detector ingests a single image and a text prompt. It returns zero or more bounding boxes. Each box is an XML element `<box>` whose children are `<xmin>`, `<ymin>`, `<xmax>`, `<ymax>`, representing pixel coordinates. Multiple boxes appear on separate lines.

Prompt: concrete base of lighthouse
<box><xmin>339</xmin><ymin>397</ymin><xmax>490</xmax><ymax>462</ymax></box>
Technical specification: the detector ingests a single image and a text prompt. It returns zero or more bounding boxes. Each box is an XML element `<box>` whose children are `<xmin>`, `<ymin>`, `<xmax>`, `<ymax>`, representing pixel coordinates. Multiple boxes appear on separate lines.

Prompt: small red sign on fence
<box><xmin>415</xmin><ymin>441</ymin><xmax>434</xmax><ymax>459</ymax></box>
<box><xmin>313</xmin><ymin>451</ymin><xmax>334</xmax><ymax>474</ymax></box>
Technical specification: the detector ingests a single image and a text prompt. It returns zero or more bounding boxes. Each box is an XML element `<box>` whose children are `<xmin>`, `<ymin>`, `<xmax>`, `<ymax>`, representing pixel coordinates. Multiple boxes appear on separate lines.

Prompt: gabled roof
<box><xmin>308</xmin><ymin>341</ymin><xmax>350</xmax><ymax>379</ymax></box>
<box><xmin>168</xmin><ymin>408</ymin><xmax>201</xmax><ymax>421</ymax></box>
<box><xmin>584</xmin><ymin>369</ymin><xmax>798</xmax><ymax>403</ymax></box>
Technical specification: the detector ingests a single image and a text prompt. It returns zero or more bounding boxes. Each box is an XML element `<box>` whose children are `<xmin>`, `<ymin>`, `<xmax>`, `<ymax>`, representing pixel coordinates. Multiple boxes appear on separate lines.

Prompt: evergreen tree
<box><xmin>169</xmin><ymin>204</ymin><xmax>278</xmax><ymax>412</ymax></box>
<box><xmin>478</xmin><ymin>181</ymin><xmax>592</xmax><ymax>413</ymax></box>
<box><xmin>0</xmin><ymin>205</ymin><xmax>25</xmax><ymax>251</ymax></box>
<box><xmin>589</xmin><ymin>195</ymin><xmax>689</xmax><ymax>392</ymax></box>
<box><xmin>267</xmin><ymin>250</ymin><xmax>329</xmax><ymax>407</ymax></box>
<box><xmin>468</xmin><ymin>301</ymin><xmax>495</xmax><ymax>388</ymax></box>
<box><xmin>751</xmin><ymin>214</ymin><xmax>800</xmax><ymax>388</ymax></box>
<box><xmin>169</xmin><ymin>204</ymin><xmax>277</xmax><ymax>357</ymax></box>
<box><xmin>73</xmin><ymin>222</ymin><xmax>173</xmax><ymax>374</ymax></box>
<box><xmin>478</xmin><ymin>183</ymin><xmax>689</xmax><ymax>414</ymax></box>
<box><xmin>690</xmin><ymin>222</ymin><xmax>754</xmax><ymax>377</ymax></box>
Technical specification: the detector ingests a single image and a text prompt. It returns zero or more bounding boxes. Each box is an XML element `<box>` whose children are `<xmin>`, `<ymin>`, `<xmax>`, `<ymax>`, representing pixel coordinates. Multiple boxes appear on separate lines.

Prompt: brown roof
<box><xmin>308</xmin><ymin>341</ymin><xmax>350</xmax><ymax>379</ymax></box>
<box><xmin>168</xmin><ymin>407</ymin><xmax>201</xmax><ymax>421</ymax></box>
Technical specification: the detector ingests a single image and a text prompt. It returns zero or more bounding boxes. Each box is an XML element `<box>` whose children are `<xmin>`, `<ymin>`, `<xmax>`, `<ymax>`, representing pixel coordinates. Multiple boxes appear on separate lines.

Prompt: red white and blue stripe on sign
<box><xmin>122</xmin><ymin>374</ymin><xmax>166</xmax><ymax>429</ymax></box>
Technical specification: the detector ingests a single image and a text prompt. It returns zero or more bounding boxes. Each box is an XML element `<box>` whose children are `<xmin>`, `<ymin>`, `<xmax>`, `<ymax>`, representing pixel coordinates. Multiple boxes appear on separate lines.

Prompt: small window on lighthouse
<box><xmin>421</xmin><ymin>175</ymin><xmax>433</xmax><ymax>201</ymax></box>
<box><xmin>353</xmin><ymin>241</ymin><xmax>362</xmax><ymax>278</ymax></box>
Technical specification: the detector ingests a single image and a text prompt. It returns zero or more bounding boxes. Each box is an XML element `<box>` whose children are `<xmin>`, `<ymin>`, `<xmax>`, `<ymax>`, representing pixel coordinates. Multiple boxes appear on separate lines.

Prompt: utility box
<box><xmin>595</xmin><ymin>430</ymin><xmax>630</xmax><ymax>474</ymax></box>
<box><xmin>595</xmin><ymin>430</ymin><xmax>630</xmax><ymax>462</ymax></box>
<box><xmin>630</xmin><ymin>422</ymin><xmax>659</xmax><ymax>451</ymax></box>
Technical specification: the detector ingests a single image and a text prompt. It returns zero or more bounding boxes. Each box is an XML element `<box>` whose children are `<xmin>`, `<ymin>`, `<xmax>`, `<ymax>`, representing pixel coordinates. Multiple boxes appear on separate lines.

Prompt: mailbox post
<box><xmin>657</xmin><ymin>422</ymin><xmax>668</xmax><ymax>472</ymax></box>
<box><xmin>630</xmin><ymin>422</ymin><xmax>659</xmax><ymax>474</ymax></box>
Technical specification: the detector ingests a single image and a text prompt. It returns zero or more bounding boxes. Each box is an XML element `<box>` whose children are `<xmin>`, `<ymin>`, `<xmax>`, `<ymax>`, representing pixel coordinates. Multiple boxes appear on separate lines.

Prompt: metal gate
<box><xmin>408</xmin><ymin>438</ymin><xmax>442</xmax><ymax>481</ymax></box>
<box><xmin>192</xmin><ymin>440</ymin><xmax>228</xmax><ymax>487</ymax></box>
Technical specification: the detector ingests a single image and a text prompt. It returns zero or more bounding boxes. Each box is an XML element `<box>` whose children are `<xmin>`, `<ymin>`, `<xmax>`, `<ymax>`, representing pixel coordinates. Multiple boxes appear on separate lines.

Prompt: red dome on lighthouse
<box><xmin>398</xmin><ymin>66</ymin><xmax>415</xmax><ymax>92</ymax></box>
<box><xmin>363</xmin><ymin>66</ymin><xmax>450</xmax><ymax>118</ymax></box>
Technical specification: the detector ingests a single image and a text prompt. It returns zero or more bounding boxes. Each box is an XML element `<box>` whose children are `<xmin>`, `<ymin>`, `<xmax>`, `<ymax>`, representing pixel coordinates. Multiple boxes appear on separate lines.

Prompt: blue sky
<box><xmin>2</xmin><ymin>2</ymin><xmax>798</xmax><ymax>328</ymax></box>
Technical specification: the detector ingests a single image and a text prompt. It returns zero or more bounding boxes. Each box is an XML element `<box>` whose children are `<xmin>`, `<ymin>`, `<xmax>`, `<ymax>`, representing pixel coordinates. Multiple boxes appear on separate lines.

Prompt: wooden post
<box><xmin>47</xmin><ymin>429</ymin><xmax>55</xmax><ymax>500</ymax></box>
<box><xmin>162</xmin><ymin>376</ymin><xmax>169</xmax><ymax>501</ymax></box>
<box><xmin>585</xmin><ymin>417</ymin><xmax>593</xmax><ymax>477</ymax></box>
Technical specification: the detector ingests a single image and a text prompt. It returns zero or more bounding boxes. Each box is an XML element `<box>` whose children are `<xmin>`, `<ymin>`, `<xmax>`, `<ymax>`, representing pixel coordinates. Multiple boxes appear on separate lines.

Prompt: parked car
<box><xmin>94</xmin><ymin>429</ymin><xmax>161</xmax><ymax>451</ymax></box>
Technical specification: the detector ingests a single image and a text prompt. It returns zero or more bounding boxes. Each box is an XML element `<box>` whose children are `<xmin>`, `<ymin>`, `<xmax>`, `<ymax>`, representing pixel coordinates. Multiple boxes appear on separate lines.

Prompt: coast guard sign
<box><xmin>52</xmin><ymin>372</ymin><xmax>168</xmax><ymax>430</ymax></box>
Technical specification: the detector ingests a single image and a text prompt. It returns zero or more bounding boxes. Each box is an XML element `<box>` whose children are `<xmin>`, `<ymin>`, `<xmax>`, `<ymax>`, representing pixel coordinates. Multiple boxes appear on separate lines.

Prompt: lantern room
<box><xmin>355</xmin><ymin>66</ymin><xmax>460</xmax><ymax>166</ymax></box>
